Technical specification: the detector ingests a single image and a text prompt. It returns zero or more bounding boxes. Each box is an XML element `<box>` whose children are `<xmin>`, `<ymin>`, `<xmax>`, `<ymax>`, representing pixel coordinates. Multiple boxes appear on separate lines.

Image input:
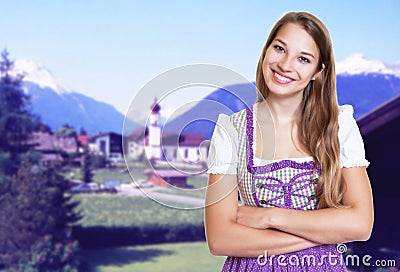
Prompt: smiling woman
<box><xmin>205</xmin><ymin>11</ymin><xmax>373</xmax><ymax>271</ymax></box>
<box><xmin>263</xmin><ymin>23</ymin><xmax>323</xmax><ymax>97</ymax></box>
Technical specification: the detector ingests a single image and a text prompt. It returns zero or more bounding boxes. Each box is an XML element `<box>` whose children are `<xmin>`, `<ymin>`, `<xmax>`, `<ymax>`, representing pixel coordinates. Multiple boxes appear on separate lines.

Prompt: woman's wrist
<box><xmin>263</xmin><ymin>207</ymin><xmax>278</xmax><ymax>229</ymax></box>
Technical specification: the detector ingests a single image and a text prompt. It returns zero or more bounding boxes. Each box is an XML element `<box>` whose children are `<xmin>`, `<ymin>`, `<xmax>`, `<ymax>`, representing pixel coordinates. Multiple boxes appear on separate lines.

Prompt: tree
<box><xmin>0</xmin><ymin>49</ymin><xmax>39</xmax><ymax>177</ymax></box>
<box><xmin>36</xmin><ymin>123</ymin><xmax>53</xmax><ymax>133</ymax></box>
<box><xmin>55</xmin><ymin>124</ymin><xmax>77</xmax><ymax>139</ymax></box>
<box><xmin>81</xmin><ymin>145</ymin><xmax>93</xmax><ymax>183</ymax></box>
<box><xmin>0</xmin><ymin>50</ymin><xmax>83</xmax><ymax>270</ymax></box>
<box><xmin>79</xmin><ymin>127</ymin><xmax>87</xmax><ymax>136</ymax></box>
<box><xmin>0</xmin><ymin>158</ymin><xmax>82</xmax><ymax>270</ymax></box>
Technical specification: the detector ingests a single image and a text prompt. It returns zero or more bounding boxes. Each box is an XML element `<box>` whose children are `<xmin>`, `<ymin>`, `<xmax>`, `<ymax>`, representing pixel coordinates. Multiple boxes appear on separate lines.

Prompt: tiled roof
<box><xmin>31</xmin><ymin>132</ymin><xmax>77</xmax><ymax>153</ymax></box>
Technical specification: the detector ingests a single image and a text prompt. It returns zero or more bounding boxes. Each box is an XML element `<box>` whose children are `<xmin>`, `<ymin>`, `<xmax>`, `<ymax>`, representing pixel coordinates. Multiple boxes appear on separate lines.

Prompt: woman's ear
<box><xmin>312</xmin><ymin>64</ymin><xmax>325</xmax><ymax>80</ymax></box>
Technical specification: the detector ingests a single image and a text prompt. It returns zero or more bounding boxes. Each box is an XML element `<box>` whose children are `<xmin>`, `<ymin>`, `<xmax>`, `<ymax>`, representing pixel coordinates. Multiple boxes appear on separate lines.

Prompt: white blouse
<box><xmin>207</xmin><ymin>104</ymin><xmax>370</xmax><ymax>175</ymax></box>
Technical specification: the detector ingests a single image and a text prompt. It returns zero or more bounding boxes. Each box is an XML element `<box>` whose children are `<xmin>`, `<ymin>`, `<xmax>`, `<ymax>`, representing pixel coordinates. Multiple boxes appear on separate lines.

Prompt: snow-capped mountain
<box><xmin>11</xmin><ymin>59</ymin><xmax>138</xmax><ymax>135</ymax></box>
<box><xmin>10</xmin><ymin>55</ymin><xmax>399</xmax><ymax>138</ymax></box>
<box><xmin>336</xmin><ymin>54</ymin><xmax>400</xmax><ymax>77</ymax></box>
<box><xmin>13</xmin><ymin>59</ymin><xmax>72</xmax><ymax>95</ymax></box>
<box><xmin>166</xmin><ymin>55</ymin><xmax>400</xmax><ymax>139</ymax></box>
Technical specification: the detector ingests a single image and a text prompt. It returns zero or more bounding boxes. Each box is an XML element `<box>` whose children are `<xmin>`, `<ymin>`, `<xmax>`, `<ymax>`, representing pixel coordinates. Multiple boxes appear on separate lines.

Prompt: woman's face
<box><xmin>262</xmin><ymin>22</ymin><xmax>321</xmax><ymax>99</ymax></box>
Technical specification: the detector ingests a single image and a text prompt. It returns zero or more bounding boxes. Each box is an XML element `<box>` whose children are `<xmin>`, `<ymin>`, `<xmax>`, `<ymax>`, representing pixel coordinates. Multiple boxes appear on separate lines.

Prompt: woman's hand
<box><xmin>236</xmin><ymin>205</ymin><xmax>274</xmax><ymax>229</ymax></box>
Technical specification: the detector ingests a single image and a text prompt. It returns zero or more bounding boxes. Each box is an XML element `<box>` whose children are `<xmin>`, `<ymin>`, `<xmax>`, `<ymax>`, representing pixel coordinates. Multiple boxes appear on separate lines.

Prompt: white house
<box><xmin>161</xmin><ymin>133</ymin><xmax>208</xmax><ymax>163</ymax></box>
<box><xmin>91</xmin><ymin>132</ymin><xmax>124</xmax><ymax>163</ymax></box>
<box><xmin>126</xmin><ymin>99</ymin><xmax>208</xmax><ymax>164</ymax></box>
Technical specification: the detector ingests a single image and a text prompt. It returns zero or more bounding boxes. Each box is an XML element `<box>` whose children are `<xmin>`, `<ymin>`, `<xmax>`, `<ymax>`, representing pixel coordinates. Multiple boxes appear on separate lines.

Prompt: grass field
<box><xmin>72</xmin><ymin>173</ymin><xmax>222</xmax><ymax>271</ymax></box>
<box><xmin>73</xmin><ymin>194</ymin><xmax>204</xmax><ymax>227</ymax></box>
<box><xmin>74</xmin><ymin>195</ymin><xmax>218</xmax><ymax>270</ymax></box>
<box><xmin>82</xmin><ymin>242</ymin><xmax>226</xmax><ymax>272</ymax></box>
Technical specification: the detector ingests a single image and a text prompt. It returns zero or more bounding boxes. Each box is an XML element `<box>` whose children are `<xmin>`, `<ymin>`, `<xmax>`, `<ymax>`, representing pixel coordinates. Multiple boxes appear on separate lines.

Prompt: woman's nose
<box><xmin>278</xmin><ymin>55</ymin><xmax>293</xmax><ymax>72</ymax></box>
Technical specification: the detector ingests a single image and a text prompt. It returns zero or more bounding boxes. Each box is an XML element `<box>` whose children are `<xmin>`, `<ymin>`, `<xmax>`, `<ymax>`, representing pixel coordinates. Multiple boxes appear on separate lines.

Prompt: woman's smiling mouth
<box><xmin>273</xmin><ymin>70</ymin><xmax>294</xmax><ymax>84</ymax></box>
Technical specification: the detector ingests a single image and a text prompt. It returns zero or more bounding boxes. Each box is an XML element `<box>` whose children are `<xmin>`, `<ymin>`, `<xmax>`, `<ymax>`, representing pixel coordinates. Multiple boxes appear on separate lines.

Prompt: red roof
<box><xmin>77</xmin><ymin>135</ymin><xmax>88</xmax><ymax>146</ymax></box>
<box><xmin>179</xmin><ymin>133</ymin><xmax>205</xmax><ymax>146</ymax></box>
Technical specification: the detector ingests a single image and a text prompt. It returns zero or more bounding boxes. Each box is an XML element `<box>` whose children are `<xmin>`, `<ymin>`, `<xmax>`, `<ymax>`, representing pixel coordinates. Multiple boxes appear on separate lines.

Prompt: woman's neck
<box><xmin>264</xmin><ymin>94</ymin><xmax>302</xmax><ymax>124</ymax></box>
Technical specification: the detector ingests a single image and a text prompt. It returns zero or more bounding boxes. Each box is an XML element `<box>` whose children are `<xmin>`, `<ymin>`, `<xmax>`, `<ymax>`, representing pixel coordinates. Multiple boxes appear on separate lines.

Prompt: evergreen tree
<box><xmin>0</xmin><ymin>49</ymin><xmax>39</xmax><ymax>177</ymax></box>
<box><xmin>0</xmin><ymin>158</ymin><xmax>81</xmax><ymax>270</ymax></box>
<box><xmin>82</xmin><ymin>145</ymin><xmax>93</xmax><ymax>183</ymax></box>
<box><xmin>0</xmin><ymin>50</ymin><xmax>82</xmax><ymax>270</ymax></box>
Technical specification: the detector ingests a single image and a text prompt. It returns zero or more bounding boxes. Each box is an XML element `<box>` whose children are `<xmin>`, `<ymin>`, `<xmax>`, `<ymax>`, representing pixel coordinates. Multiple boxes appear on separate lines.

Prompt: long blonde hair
<box><xmin>256</xmin><ymin>12</ymin><xmax>343</xmax><ymax>208</ymax></box>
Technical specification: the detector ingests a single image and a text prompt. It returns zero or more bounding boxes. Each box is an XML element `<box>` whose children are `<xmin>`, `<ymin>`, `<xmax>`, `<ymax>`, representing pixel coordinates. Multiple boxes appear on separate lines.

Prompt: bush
<box><xmin>72</xmin><ymin>195</ymin><xmax>206</xmax><ymax>248</ymax></box>
<box><xmin>73</xmin><ymin>223</ymin><xmax>205</xmax><ymax>248</ymax></box>
<box><xmin>16</xmin><ymin>233</ymin><xmax>81</xmax><ymax>272</ymax></box>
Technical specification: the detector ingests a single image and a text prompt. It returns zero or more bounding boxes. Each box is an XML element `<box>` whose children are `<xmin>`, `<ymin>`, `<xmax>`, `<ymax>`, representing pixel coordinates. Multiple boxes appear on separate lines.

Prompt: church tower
<box><xmin>146</xmin><ymin>98</ymin><xmax>162</xmax><ymax>160</ymax></box>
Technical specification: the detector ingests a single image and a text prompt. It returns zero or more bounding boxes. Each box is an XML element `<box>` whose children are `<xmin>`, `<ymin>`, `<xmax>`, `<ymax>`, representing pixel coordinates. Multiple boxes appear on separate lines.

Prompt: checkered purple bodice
<box><xmin>230</xmin><ymin>107</ymin><xmax>320</xmax><ymax>210</ymax></box>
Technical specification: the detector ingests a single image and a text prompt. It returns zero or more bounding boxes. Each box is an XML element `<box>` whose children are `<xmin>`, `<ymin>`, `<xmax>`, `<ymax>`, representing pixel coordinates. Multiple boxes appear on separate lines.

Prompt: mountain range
<box><xmin>165</xmin><ymin>54</ymin><xmax>400</xmax><ymax>139</ymax></box>
<box><xmin>12</xmin><ymin>59</ymin><xmax>134</xmax><ymax>135</ymax></box>
<box><xmin>11</xmin><ymin>54</ymin><xmax>400</xmax><ymax>138</ymax></box>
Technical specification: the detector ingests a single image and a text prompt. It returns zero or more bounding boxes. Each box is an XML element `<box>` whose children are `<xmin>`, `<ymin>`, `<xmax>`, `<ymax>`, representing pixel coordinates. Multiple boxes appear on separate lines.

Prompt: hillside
<box><xmin>13</xmin><ymin>59</ymin><xmax>138</xmax><ymax>134</ymax></box>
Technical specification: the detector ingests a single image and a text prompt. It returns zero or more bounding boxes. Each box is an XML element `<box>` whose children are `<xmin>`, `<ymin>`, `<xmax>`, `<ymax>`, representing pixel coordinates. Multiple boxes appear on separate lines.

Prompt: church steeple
<box><xmin>146</xmin><ymin>98</ymin><xmax>161</xmax><ymax>160</ymax></box>
<box><xmin>149</xmin><ymin>98</ymin><xmax>161</xmax><ymax>126</ymax></box>
<box><xmin>151</xmin><ymin>98</ymin><xmax>161</xmax><ymax>114</ymax></box>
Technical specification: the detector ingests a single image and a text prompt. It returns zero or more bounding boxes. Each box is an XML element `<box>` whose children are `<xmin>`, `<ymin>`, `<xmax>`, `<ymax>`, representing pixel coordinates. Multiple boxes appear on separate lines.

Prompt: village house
<box><xmin>90</xmin><ymin>132</ymin><xmax>124</xmax><ymax>163</ymax></box>
<box><xmin>30</xmin><ymin>131</ymin><xmax>77</xmax><ymax>166</ymax></box>
<box><xmin>126</xmin><ymin>127</ymin><xmax>148</xmax><ymax>160</ymax></box>
<box><xmin>161</xmin><ymin>132</ymin><xmax>207</xmax><ymax>163</ymax></box>
<box><xmin>76</xmin><ymin>134</ymin><xmax>88</xmax><ymax>151</ymax></box>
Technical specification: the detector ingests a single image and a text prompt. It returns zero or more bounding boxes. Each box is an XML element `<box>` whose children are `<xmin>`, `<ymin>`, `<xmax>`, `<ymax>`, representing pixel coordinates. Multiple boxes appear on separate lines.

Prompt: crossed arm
<box><xmin>204</xmin><ymin>167</ymin><xmax>374</xmax><ymax>257</ymax></box>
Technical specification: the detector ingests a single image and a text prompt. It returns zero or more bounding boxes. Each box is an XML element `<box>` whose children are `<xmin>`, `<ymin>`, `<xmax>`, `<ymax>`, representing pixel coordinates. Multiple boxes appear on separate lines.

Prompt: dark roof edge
<box><xmin>357</xmin><ymin>95</ymin><xmax>400</xmax><ymax>135</ymax></box>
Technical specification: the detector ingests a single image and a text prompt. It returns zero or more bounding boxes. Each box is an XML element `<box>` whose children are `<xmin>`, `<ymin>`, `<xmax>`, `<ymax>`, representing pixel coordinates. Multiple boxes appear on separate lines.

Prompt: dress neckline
<box><xmin>253</xmin><ymin>156</ymin><xmax>314</xmax><ymax>166</ymax></box>
<box><xmin>245</xmin><ymin>106</ymin><xmax>318</xmax><ymax>173</ymax></box>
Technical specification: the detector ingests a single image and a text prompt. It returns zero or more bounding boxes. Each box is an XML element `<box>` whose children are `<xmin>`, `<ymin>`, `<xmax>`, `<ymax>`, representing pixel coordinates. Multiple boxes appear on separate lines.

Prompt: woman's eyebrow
<box><xmin>300</xmin><ymin>51</ymin><xmax>315</xmax><ymax>59</ymax></box>
<box><xmin>275</xmin><ymin>38</ymin><xmax>287</xmax><ymax>46</ymax></box>
<box><xmin>274</xmin><ymin>38</ymin><xmax>315</xmax><ymax>59</ymax></box>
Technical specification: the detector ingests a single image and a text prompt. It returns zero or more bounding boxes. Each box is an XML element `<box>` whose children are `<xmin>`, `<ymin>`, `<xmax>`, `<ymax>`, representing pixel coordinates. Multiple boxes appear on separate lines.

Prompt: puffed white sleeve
<box><xmin>338</xmin><ymin>105</ymin><xmax>370</xmax><ymax>168</ymax></box>
<box><xmin>207</xmin><ymin>114</ymin><xmax>239</xmax><ymax>175</ymax></box>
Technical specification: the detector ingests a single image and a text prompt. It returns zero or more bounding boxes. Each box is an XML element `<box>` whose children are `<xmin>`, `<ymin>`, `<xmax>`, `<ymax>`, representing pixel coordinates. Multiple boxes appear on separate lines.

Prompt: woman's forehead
<box><xmin>273</xmin><ymin>23</ymin><xmax>319</xmax><ymax>56</ymax></box>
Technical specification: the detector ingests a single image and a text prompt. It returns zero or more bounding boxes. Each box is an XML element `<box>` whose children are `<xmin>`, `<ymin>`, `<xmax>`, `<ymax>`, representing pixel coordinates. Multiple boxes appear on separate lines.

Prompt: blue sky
<box><xmin>1</xmin><ymin>0</ymin><xmax>399</xmax><ymax>114</ymax></box>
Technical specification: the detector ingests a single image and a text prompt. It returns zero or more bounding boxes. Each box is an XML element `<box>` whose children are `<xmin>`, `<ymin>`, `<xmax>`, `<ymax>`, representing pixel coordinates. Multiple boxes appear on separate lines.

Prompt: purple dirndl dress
<box><xmin>221</xmin><ymin>107</ymin><xmax>346</xmax><ymax>272</ymax></box>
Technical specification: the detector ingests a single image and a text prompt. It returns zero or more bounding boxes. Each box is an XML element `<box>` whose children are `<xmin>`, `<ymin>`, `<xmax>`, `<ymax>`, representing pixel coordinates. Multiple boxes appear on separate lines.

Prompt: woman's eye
<box><xmin>273</xmin><ymin>45</ymin><xmax>285</xmax><ymax>52</ymax></box>
<box><xmin>299</xmin><ymin>56</ymin><xmax>310</xmax><ymax>63</ymax></box>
